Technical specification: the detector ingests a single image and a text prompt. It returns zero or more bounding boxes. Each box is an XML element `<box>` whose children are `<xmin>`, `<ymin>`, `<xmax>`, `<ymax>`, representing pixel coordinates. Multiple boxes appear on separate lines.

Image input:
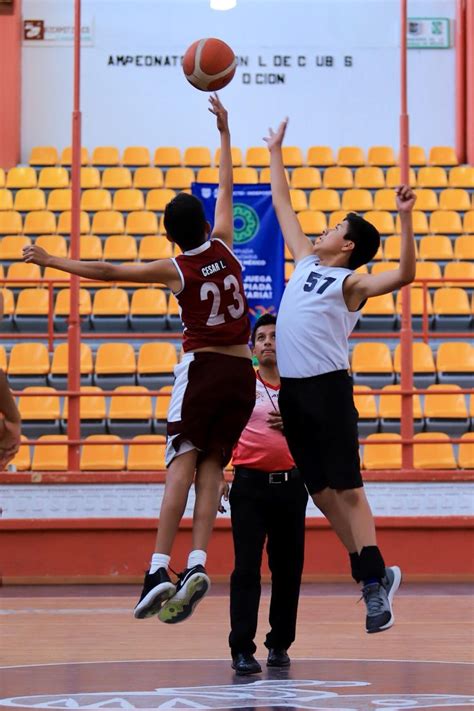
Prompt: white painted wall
<box><xmin>21</xmin><ymin>0</ymin><xmax>456</xmax><ymax>161</ymax></box>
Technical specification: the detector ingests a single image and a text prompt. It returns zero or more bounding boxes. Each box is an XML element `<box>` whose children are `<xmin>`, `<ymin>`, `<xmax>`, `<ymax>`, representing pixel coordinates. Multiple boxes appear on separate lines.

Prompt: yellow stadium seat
<box><xmin>363</xmin><ymin>211</ymin><xmax>394</xmax><ymax>234</ymax></box>
<box><xmin>130</xmin><ymin>288</ymin><xmax>167</xmax><ymax>331</ymax></box>
<box><xmin>137</xmin><ymin>342</ymin><xmax>177</xmax><ymax>389</ymax></box>
<box><xmin>0</xmin><ymin>189</ymin><xmax>13</xmax><ymax>211</ymax></box>
<box><xmin>323</xmin><ymin>167</ymin><xmax>353</xmax><ymax>189</ymax></box>
<box><xmin>414</xmin><ymin>261</ymin><xmax>442</xmax><ymax>287</ymax></box>
<box><xmin>1</xmin><ymin>288</ymin><xmax>14</xmax><ymax>321</ymax></box>
<box><xmin>282</xmin><ymin>146</ymin><xmax>304</xmax><ymax>167</ymax></box>
<box><xmin>214</xmin><ymin>146</ymin><xmax>242</xmax><ymax>167</ymax></box>
<box><xmin>31</xmin><ymin>434</ymin><xmax>68</xmax><ymax>471</ymax></box>
<box><xmin>14</xmin><ymin>189</ymin><xmax>46</xmax><ymax>212</ymax></box>
<box><xmin>153</xmin><ymin>385</ymin><xmax>173</xmax><ymax>432</ymax></box>
<box><xmin>126</xmin><ymin>210</ymin><xmax>159</xmax><ymax>235</ymax></box>
<box><xmin>307</xmin><ymin>146</ymin><xmax>334</xmax><ymax>166</ymax></box>
<box><xmin>138</xmin><ymin>236</ymin><xmax>172</xmax><ymax>261</ymax></box>
<box><xmin>29</xmin><ymin>146</ymin><xmax>58</xmax><ymax>166</ymax></box>
<box><xmin>47</xmin><ymin>189</ymin><xmax>72</xmax><ymax>212</ymax></box>
<box><xmin>429</xmin><ymin>211</ymin><xmax>463</xmax><ymax>234</ymax></box>
<box><xmin>167</xmin><ymin>292</ymin><xmax>182</xmax><ymax>329</ymax></box>
<box><xmin>81</xmin><ymin>189</ymin><xmax>112</xmax><ymax>212</ymax></box>
<box><xmin>245</xmin><ymin>147</ymin><xmax>269</xmax><ymax>167</ymax></box>
<box><xmin>458</xmin><ymin>433</ymin><xmax>474</xmax><ymax>469</ymax></box>
<box><xmin>337</xmin><ymin>146</ymin><xmax>365</xmax><ymax>166</ymax></box>
<box><xmin>436</xmin><ymin>341</ymin><xmax>473</xmax><ymax>388</ymax></box>
<box><xmin>57</xmin><ymin>210</ymin><xmax>91</xmax><ymax>235</ymax></box>
<box><xmin>463</xmin><ymin>211</ymin><xmax>474</xmax><ymax>233</ymax></box>
<box><xmin>419</xmin><ymin>235</ymin><xmax>454</xmax><ymax>261</ymax></box>
<box><xmin>290</xmin><ymin>167</ymin><xmax>321</xmax><ymax>190</ymax></box>
<box><xmin>373</xmin><ymin>189</ymin><xmax>396</xmax><ymax>211</ymax></box>
<box><xmin>342</xmin><ymin>189</ymin><xmax>373</xmax><ymax>212</ymax></box>
<box><xmin>80</xmin><ymin>434</ymin><xmax>125</xmax><ymax>471</ymax></box>
<box><xmin>368</xmin><ymin>146</ymin><xmax>395</xmax><ymax>166</ymax></box>
<box><xmin>76</xmin><ymin>235</ymin><xmax>103</xmax><ymax>260</ymax></box>
<box><xmin>424</xmin><ymin>383</ymin><xmax>468</xmax><ymax>436</ymax></box>
<box><xmin>0</xmin><ymin>346</ymin><xmax>6</xmax><ymax>371</ymax></box>
<box><xmin>37</xmin><ymin>167</ymin><xmax>69</xmax><ymax>190</ymax></box>
<box><xmin>7</xmin><ymin>261</ymin><xmax>41</xmax><ymax>287</ymax></box>
<box><xmin>379</xmin><ymin>236</ymin><xmax>403</xmax><ymax>262</ymax></box>
<box><xmin>101</xmin><ymin>167</ymin><xmax>132</xmax><ymax>189</ymax></box>
<box><xmin>359</xmin><ymin>293</ymin><xmax>395</xmax><ymax>331</ymax></box>
<box><xmin>327</xmin><ymin>210</ymin><xmax>348</xmax><ymax>229</ymax></box>
<box><xmin>196</xmin><ymin>168</ymin><xmax>219</xmax><ymax>183</ymax></box>
<box><xmin>183</xmin><ymin>146</ymin><xmax>211</xmax><ymax>167</ymax></box>
<box><xmin>53</xmin><ymin>289</ymin><xmax>92</xmax><ymax>333</ymax></box>
<box><xmin>23</xmin><ymin>210</ymin><xmax>56</xmax><ymax>235</ymax></box>
<box><xmin>6</xmin><ymin>167</ymin><xmax>37</xmax><ymax>189</ymax></box>
<box><xmin>393</xmin><ymin>342</ymin><xmax>436</xmax><ymax>387</ymax></box>
<box><xmin>60</xmin><ymin>146</ymin><xmax>90</xmax><ymax>165</ymax></box>
<box><xmin>122</xmin><ymin>146</ymin><xmax>151</xmax><ymax>167</ymax></box>
<box><xmin>9</xmin><ymin>435</ymin><xmax>31</xmax><ymax>472</ymax></box>
<box><xmin>444</xmin><ymin>261</ymin><xmax>474</xmax><ymax>288</ymax></box>
<box><xmin>127</xmin><ymin>434</ymin><xmax>167</xmax><ymax>470</ymax></box>
<box><xmin>309</xmin><ymin>189</ymin><xmax>340</xmax><ymax>212</ymax></box>
<box><xmin>91</xmin><ymin>210</ymin><xmax>125</xmax><ymax>235</ymax></box>
<box><xmin>454</xmin><ymin>236</ymin><xmax>473</xmax><ymax>260</ymax></box>
<box><xmin>353</xmin><ymin>385</ymin><xmax>378</xmax><ymax>435</ymax></box>
<box><xmin>378</xmin><ymin>385</ymin><xmax>423</xmax><ymax>432</ymax></box>
<box><xmin>363</xmin><ymin>433</ymin><xmax>401</xmax><ymax>470</ymax></box>
<box><xmin>354</xmin><ymin>167</ymin><xmax>385</xmax><ymax>189</ymax></box>
<box><xmin>164</xmin><ymin>168</ymin><xmax>195</xmax><ymax>190</ymax></box>
<box><xmin>412</xmin><ymin>189</ymin><xmax>438</xmax><ymax>211</ymax></box>
<box><xmin>351</xmin><ymin>342</ymin><xmax>394</xmax><ymax>386</ymax></box>
<box><xmin>18</xmin><ymin>386</ymin><xmax>61</xmax><ymax>438</ymax></box>
<box><xmin>91</xmin><ymin>288</ymin><xmax>129</xmax><ymax>332</ymax></box>
<box><xmin>259</xmin><ymin>167</ymin><xmax>289</xmax><ymax>184</ymax></box>
<box><xmin>417</xmin><ymin>167</ymin><xmax>448</xmax><ymax>188</ymax></box>
<box><xmin>407</xmin><ymin>146</ymin><xmax>427</xmax><ymax>166</ymax></box>
<box><xmin>14</xmin><ymin>288</ymin><xmax>49</xmax><ymax>331</ymax></box>
<box><xmin>233</xmin><ymin>167</ymin><xmax>259</xmax><ymax>184</ymax></box>
<box><xmin>429</xmin><ymin>146</ymin><xmax>458</xmax><ymax>166</ymax></box>
<box><xmin>289</xmin><ymin>189</ymin><xmax>307</xmax><ymax>212</ymax></box>
<box><xmin>43</xmin><ymin>266</ymin><xmax>70</xmax><ymax>287</ymax></box>
<box><xmin>297</xmin><ymin>210</ymin><xmax>326</xmax><ymax>235</ymax></box>
<box><xmin>80</xmin><ymin>167</ymin><xmax>101</xmax><ymax>189</ymax></box>
<box><xmin>0</xmin><ymin>235</ymin><xmax>31</xmax><ymax>260</ymax></box>
<box><xmin>133</xmin><ymin>167</ymin><xmax>164</xmax><ymax>190</ymax></box>
<box><xmin>439</xmin><ymin>188</ymin><xmax>470</xmax><ymax>211</ymax></box>
<box><xmin>0</xmin><ymin>211</ymin><xmax>22</xmax><ymax>234</ymax></box>
<box><xmin>154</xmin><ymin>147</ymin><xmax>181</xmax><ymax>167</ymax></box>
<box><xmin>433</xmin><ymin>287</ymin><xmax>471</xmax><ymax>330</ymax></box>
<box><xmin>395</xmin><ymin>210</ymin><xmax>429</xmax><ymax>234</ymax></box>
<box><xmin>385</xmin><ymin>167</ymin><xmax>417</xmax><ymax>188</ymax></box>
<box><xmin>413</xmin><ymin>432</ymin><xmax>456</xmax><ymax>469</ymax></box>
<box><xmin>108</xmin><ymin>385</ymin><xmax>153</xmax><ymax>436</ymax></box>
<box><xmin>0</xmin><ymin>169</ymin><xmax>5</xmax><ymax>188</ymax></box>
<box><xmin>448</xmin><ymin>165</ymin><xmax>474</xmax><ymax>188</ymax></box>
<box><xmin>92</xmin><ymin>146</ymin><xmax>120</xmax><ymax>166</ymax></box>
<box><xmin>145</xmin><ymin>188</ymin><xmax>176</xmax><ymax>212</ymax></box>
<box><xmin>35</xmin><ymin>235</ymin><xmax>66</xmax><ymax>258</ymax></box>
<box><xmin>94</xmin><ymin>342</ymin><xmax>136</xmax><ymax>389</ymax></box>
<box><xmin>62</xmin><ymin>386</ymin><xmax>107</xmax><ymax>434</ymax></box>
<box><xmin>103</xmin><ymin>235</ymin><xmax>138</xmax><ymax>261</ymax></box>
<box><xmin>395</xmin><ymin>288</ymin><xmax>433</xmax><ymax>326</ymax></box>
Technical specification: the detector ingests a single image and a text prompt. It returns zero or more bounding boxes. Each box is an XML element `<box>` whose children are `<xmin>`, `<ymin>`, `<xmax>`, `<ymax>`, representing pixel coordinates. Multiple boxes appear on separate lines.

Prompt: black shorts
<box><xmin>278</xmin><ymin>369</ymin><xmax>363</xmax><ymax>494</ymax></box>
<box><xmin>167</xmin><ymin>352</ymin><xmax>255</xmax><ymax>467</ymax></box>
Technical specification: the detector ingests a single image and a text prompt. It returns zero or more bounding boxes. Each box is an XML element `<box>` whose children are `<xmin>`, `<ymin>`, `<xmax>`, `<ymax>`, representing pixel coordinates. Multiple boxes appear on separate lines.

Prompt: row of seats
<box><xmin>25</xmin><ymin>144</ymin><xmax>465</xmax><ymax>168</ymax></box>
<box><xmin>9</xmin><ymin>431</ymin><xmax>474</xmax><ymax>472</ymax></box>
<box><xmin>3</xmin><ymin>187</ymin><xmax>474</xmax><ymax>213</ymax></box>
<box><xmin>4</xmin><ymin>165</ymin><xmax>474</xmax><ymax>190</ymax></box>
<box><xmin>1</xmin><ymin>209</ymin><xmax>473</xmax><ymax>236</ymax></box>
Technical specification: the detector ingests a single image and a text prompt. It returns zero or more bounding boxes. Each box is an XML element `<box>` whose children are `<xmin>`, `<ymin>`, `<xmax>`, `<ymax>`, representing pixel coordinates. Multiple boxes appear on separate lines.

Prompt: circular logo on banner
<box><xmin>233</xmin><ymin>203</ymin><xmax>260</xmax><ymax>243</ymax></box>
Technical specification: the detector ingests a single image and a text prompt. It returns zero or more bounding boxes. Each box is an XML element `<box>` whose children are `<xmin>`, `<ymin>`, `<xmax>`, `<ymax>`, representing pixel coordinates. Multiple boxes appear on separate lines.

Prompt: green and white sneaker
<box><xmin>158</xmin><ymin>564</ymin><xmax>210</xmax><ymax>624</ymax></box>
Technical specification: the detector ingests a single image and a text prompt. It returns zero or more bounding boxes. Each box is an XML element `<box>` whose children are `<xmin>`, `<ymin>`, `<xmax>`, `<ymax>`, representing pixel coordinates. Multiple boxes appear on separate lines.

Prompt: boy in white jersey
<box><xmin>265</xmin><ymin>118</ymin><xmax>416</xmax><ymax>633</ymax></box>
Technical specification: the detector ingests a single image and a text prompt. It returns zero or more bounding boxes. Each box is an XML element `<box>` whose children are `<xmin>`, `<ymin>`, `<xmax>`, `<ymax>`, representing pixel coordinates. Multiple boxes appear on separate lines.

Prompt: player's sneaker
<box><xmin>158</xmin><ymin>564</ymin><xmax>210</xmax><ymax>624</ymax></box>
<box><xmin>133</xmin><ymin>568</ymin><xmax>176</xmax><ymax>619</ymax></box>
<box><xmin>382</xmin><ymin>565</ymin><xmax>402</xmax><ymax>610</ymax></box>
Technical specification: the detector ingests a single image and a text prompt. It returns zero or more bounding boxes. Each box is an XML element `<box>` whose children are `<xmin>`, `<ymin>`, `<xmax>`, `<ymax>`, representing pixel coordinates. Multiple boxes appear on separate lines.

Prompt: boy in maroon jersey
<box><xmin>23</xmin><ymin>94</ymin><xmax>255</xmax><ymax>623</ymax></box>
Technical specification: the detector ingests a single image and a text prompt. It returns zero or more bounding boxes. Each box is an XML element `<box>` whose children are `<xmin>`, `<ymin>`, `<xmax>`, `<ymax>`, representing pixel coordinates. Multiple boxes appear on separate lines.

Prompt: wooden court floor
<box><xmin>1</xmin><ymin>583</ymin><xmax>473</xmax><ymax>710</ymax></box>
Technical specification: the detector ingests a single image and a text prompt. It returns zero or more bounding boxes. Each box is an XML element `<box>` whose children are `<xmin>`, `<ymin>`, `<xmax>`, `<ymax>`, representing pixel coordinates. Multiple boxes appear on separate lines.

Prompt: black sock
<box><xmin>359</xmin><ymin>545</ymin><xmax>385</xmax><ymax>584</ymax></box>
<box><xmin>349</xmin><ymin>551</ymin><xmax>361</xmax><ymax>583</ymax></box>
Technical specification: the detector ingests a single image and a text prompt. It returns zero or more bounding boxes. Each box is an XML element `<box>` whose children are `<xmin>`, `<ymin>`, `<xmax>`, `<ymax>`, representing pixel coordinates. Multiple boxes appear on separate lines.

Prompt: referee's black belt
<box><xmin>234</xmin><ymin>465</ymin><xmax>300</xmax><ymax>484</ymax></box>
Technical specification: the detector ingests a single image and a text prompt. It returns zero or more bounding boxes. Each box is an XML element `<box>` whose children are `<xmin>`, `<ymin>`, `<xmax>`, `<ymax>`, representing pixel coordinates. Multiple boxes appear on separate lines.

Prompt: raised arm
<box><xmin>264</xmin><ymin>119</ymin><xmax>313</xmax><ymax>262</ymax></box>
<box><xmin>22</xmin><ymin>246</ymin><xmax>182</xmax><ymax>292</ymax></box>
<box><xmin>209</xmin><ymin>93</ymin><xmax>233</xmax><ymax>248</ymax></box>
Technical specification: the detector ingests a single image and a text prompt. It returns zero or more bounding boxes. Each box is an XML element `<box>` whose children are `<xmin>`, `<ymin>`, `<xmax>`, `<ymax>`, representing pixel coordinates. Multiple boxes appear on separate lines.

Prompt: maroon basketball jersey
<box><xmin>172</xmin><ymin>238</ymin><xmax>250</xmax><ymax>352</ymax></box>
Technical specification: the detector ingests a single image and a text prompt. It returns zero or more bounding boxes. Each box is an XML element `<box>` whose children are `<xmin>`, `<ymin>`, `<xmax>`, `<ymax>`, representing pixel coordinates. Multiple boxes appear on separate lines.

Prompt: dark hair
<box><xmin>251</xmin><ymin>313</ymin><xmax>277</xmax><ymax>345</ymax></box>
<box><xmin>163</xmin><ymin>193</ymin><xmax>208</xmax><ymax>251</ymax></box>
<box><xmin>344</xmin><ymin>212</ymin><xmax>380</xmax><ymax>270</ymax></box>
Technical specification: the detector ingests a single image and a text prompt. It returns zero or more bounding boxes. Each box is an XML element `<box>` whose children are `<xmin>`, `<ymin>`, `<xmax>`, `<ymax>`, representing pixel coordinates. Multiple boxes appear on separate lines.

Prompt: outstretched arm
<box><xmin>23</xmin><ymin>246</ymin><xmax>182</xmax><ymax>291</ymax></box>
<box><xmin>209</xmin><ymin>93</ymin><xmax>233</xmax><ymax>248</ymax></box>
<box><xmin>264</xmin><ymin>119</ymin><xmax>313</xmax><ymax>262</ymax></box>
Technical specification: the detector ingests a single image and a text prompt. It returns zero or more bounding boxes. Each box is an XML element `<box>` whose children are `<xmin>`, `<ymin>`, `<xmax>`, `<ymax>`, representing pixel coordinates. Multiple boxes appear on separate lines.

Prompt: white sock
<box><xmin>149</xmin><ymin>553</ymin><xmax>170</xmax><ymax>574</ymax></box>
<box><xmin>187</xmin><ymin>549</ymin><xmax>207</xmax><ymax>569</ymax></box>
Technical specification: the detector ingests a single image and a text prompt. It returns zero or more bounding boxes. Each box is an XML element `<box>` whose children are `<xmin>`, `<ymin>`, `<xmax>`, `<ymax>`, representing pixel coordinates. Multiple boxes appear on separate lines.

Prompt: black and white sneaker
<box><xmin>133</xmin><ymin>567</ymin><xmax>176</xmax><ymax>619</ymax></box>
<box><xmin>158</xmin><ymin>564</ymin><xmax>210</xmax><ymax>624</ymax></box>
<box><xmin>382</xmin><ymin>565</ymin><xmax>402</xmax><ymax>611</ymax></box>
<box><xmin>361</xmin><ymin>566</ymin><xmax>402</xmax><ymax>634</ymax></box>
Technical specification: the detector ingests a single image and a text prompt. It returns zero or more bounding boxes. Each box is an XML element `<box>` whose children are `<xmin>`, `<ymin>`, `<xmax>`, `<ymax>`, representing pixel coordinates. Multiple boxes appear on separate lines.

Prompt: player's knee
<box><xmin>336</xmin><ymin>487</ymin><xmax>363</xmax><ymax>507</ymax></box>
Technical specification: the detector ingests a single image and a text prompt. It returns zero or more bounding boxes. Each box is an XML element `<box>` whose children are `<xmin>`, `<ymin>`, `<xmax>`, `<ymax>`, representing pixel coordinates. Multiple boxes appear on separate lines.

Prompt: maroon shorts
<box><xmin>166</xmin><ymin>352</ymin><xmax>255</xmax><ymax>467</ymax></box>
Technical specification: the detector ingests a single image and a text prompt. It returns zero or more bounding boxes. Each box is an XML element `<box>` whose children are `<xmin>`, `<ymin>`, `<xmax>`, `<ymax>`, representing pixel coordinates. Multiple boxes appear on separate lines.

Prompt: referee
<box><xmin>229</xmin><ymin>314</ymin><xmax>308</xmax><ymax>676</ymax></box>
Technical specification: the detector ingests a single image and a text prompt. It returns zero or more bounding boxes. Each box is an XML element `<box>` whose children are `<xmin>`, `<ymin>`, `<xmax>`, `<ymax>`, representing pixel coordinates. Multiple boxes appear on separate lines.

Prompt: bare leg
<box><xmin>312</xmin><ymin>487</ymin><xmax>357</xmax><ymax>553</ymax></box>
<box><xmin>192</xmin><ymin>452</ymin><xmax>224</xmax><ymax>551</ymax></box>
<box><xmin>334</xmin><ymin>487</ymin><xmax>377</xmax><ymax>552</ymax></box>
<box><xmin>155</xmin><ymin>449</ymin><xmax>198</xmax><ymax>554</ymax></box>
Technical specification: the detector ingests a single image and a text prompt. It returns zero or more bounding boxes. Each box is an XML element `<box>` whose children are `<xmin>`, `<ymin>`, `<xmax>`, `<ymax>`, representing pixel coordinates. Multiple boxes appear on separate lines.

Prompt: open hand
<box><xmin>263</xmin><ymin>118</ymin><xmax>288</xmax><ymax>151</ymax></box>
<box><xmin>23</xmin><ymin>245</ymin><xmax>51</xmax><ymax>267</ymax></box>
<box><xmin>396</xmin><ymin>185</ymin><xmax>416</xmax><ymax>213</ymax></box>
<box><xmin>218</xmin><ymin>476</ymin><xmax>229</xmax><ymax>513</ymax></box>
<box><xmin>208</xmin><ymin>93</ymin><xmax>229</xmax><ymax>133</ymax></box>
<box><xmin>267</xmin><ymin>410</ymin><xmax>284</xmax><ymax>431</ymax></box>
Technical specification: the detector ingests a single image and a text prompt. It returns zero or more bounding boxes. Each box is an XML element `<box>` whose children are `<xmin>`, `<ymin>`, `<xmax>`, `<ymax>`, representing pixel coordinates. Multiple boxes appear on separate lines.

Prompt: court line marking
<box><xmin>1</xmin><ymin>657</ymin><xmax>473</xmax><ymax>670</ymax></box>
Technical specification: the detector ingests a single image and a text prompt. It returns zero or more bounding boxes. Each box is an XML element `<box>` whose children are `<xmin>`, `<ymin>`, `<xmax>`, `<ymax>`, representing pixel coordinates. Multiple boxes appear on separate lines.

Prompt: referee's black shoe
<box><xmin>231</xmin><ymin>653</ymin><xmax>262</xmax><ymax>676</ymax></box>
<box><xmin>133</xmin><ymin>568</ymin><xmax>176</xmax><ymax>619</ymax></box>
<box><xmin>267</xmin><ymin>648</ymin><xmax>291</xmax><ymax>667</ymax></box>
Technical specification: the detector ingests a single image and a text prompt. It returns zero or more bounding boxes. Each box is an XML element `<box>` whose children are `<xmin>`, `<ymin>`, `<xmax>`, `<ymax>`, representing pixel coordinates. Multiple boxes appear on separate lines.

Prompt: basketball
<box><xmin>183</xmin><ymin>38</ymin><xmax>236</xmax><ymax>91</ymax></box>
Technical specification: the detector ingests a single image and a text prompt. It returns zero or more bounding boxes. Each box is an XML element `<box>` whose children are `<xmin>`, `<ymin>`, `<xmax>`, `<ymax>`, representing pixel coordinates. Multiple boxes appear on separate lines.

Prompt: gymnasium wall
<box><xmin>21</xmin><ymin>0</ymin><xmax>456</xmax><ymax>160</ymax></box>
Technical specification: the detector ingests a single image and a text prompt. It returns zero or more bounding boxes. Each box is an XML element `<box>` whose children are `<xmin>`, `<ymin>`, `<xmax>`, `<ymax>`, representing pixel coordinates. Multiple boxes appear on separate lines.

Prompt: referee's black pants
<box><xmin>228</xmin><ymin>467</ymin><xmax>308</xmax><ymax>656</ymax></box>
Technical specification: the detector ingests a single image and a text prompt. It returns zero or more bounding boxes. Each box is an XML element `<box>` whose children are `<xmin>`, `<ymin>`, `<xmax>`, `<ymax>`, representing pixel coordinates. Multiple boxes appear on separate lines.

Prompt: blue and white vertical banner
<box><xmin>192</xmin><ymin>183</ymin><xmax>285</xmax><ymax>325</ymax></box>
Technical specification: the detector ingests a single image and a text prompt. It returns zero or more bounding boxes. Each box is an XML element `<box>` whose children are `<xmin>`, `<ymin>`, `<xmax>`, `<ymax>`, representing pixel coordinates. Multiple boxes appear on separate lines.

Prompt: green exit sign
<box><xmin>408</xmin><ymin>18</ymin><xmax>451</xmax><ymax>49</ymax></box>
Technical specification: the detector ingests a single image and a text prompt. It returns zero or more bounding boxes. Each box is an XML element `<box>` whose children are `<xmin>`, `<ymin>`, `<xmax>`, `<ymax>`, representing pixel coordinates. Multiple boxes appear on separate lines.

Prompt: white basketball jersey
<box><xmin>276</xmin><ymin>255</ymin><xmax>361</xmax><ymax>378</ymax></box>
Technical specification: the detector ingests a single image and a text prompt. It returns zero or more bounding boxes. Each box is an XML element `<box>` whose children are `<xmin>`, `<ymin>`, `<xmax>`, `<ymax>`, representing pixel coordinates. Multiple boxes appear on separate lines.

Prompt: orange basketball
<box><xmin>183</xmin><ymin>38</ymin><xmax>236</xmax><ymax>92</ymax></box>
